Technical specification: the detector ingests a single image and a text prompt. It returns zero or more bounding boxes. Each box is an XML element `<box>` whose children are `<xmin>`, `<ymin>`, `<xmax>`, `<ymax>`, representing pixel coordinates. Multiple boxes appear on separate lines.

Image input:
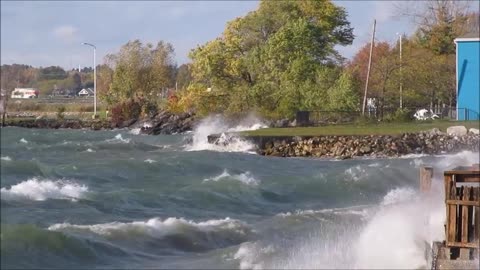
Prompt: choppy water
<box><xmin>1</xmin><ymin>119</ymin><xmax>479</xmax><ymax>269</ymax></box>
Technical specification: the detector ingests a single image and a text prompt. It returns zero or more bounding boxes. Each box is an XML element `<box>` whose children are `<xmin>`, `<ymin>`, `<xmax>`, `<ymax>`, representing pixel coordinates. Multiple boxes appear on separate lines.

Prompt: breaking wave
<box><xmin>106</xmin><ymin>134</ymin><xmax>131</xmax><ymax>144</ymax></box>
<box><xmin>1</xmin><ymin>156</ymin><xmax>12</xmax><ymax>161</ymax></box>
<box><xmin>185</xmin><ymin>115</ymin><xmax>266</xmax><ymax>153</ymax></box>
<box><xmin>203</xmin><ymin>170</ymin><xmax>260</xmax><ymax>186</ymax></box>
<box><xmin>1</xmin><ymin>178</ymin><xmax>88</xmax><ymax>201</ymax></box>
<box><xmin>48</xmin><ymin>217</ymin><xmax>253</xmax><ymax>251</ymax></box>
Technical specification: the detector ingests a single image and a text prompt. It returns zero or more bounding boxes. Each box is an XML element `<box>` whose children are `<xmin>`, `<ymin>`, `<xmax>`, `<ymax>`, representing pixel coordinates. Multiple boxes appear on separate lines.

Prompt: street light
<box><xmin>82</xmin><ymin>42</ymin><xmax>97</xmax><ymax>118</ymax></box>
<box><xmin>396</xmin><ymin>33</ymin><xmax>403</xmax><ymax>109</ymax></box>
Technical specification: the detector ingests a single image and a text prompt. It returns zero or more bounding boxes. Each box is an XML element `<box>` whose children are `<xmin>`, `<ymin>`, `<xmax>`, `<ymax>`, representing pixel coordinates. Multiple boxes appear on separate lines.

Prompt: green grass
<box><xmin>242</xmin><ymin>120</ymin><xmax>480</xmax><ymax>137</ymax></box>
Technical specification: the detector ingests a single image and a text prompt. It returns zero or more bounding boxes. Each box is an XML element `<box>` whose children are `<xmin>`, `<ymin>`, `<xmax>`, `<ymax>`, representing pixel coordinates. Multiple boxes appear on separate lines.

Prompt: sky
<box><xmin>1</xmin><ymin>1</ymin><xmax>477</xmax><ymax>69</ymax></box>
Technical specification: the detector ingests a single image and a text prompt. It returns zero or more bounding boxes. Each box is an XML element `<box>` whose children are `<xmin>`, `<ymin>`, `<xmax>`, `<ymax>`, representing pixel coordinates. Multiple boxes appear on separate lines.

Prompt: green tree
<box><xmin>188</xmin><ymin>0</ymin><xmax>354</xmax><ymax>117</ymax></box>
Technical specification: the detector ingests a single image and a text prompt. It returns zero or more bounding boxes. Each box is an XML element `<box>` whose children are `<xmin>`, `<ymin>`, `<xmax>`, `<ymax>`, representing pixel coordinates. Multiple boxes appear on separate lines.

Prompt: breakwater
<box><xmin>208</xmin><ymin>128</ymin><xmax>480</xmax><ymax>159</ymax></box>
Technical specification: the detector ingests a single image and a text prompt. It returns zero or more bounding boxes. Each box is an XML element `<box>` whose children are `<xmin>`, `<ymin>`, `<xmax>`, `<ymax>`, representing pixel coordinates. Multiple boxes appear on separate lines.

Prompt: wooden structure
<box><xmin>443</xmin><ymin>164</ymin><xmax>480</xmax><ymax>260</ymax></box>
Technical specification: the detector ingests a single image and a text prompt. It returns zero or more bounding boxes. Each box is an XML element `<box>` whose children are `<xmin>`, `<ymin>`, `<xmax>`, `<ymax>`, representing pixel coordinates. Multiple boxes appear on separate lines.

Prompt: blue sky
<box><xmin>1</xmin><ymin>1</ymin><xmax>477</xmax><ymax>69</ymax></box>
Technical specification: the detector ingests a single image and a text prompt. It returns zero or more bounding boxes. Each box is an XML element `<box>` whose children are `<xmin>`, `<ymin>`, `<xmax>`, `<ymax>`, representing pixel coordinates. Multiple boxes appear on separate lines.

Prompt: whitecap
<box><xmin>203</xmin><ymin>170</ymin><xmax>260</xmax><ymax>186</ymax></box>
<box><xmin>106</xmin><ymin>134</ymin><xmax>131</xmax><ymax>143</ymax></box>
<box><xmin>19</xmin><ymin>138</ymin><xmax>28</xmax><ymax>144</ymax></box>
<box><xmin>1</xmin><ymin>156</ymin><xmax>12</xmax><ymax>161</ymax></box>
<box><xmin>85</xmin><ymin>148</ymin><xmax>95</xmax><ymax>153</ymax></box>
<box><xmin>48</xmin><ymin>217</ymin><xmax>250</xmax><ymax>238</ymax></box>
<box><xmin>1</xmin><ymin>178</ymin><xmax>88</xmax><ymax>201</ymax></box>
<box><xmin>144</xmin><ymin>159</ymin><xmax>156</xmax><ymax>163</ymax></box>
<box><xmin>129</xmin><ymin>128</ymin><xmax>141</xmax><ymax>135</ymax></box>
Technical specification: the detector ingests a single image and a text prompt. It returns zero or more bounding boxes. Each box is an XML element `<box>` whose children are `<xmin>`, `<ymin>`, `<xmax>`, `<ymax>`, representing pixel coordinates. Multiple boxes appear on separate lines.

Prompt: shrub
<box><xmin>56</xmin><ymin>106</ymin><xmax>66</xmax><ymax>119</ymax></box>
<box><xmin>110</xmin><ymin>99</ymin><xmax>142</xmax><ymax>126</ymax></box>
<box><xmin>383</xmin><ymin>108</ymin><xmax>413</xmax><ymax>122</ymax></box>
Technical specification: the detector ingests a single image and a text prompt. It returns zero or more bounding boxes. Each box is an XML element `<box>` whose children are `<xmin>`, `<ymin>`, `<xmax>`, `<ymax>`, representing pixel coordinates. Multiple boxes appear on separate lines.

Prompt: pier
<box><xmin>424</xmin><ymin>164</ymin><xmax>480</xmax><ymax>269</ymax></box>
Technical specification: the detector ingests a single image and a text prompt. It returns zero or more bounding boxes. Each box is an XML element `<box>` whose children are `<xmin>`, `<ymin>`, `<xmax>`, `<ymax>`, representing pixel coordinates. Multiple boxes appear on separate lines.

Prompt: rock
<box><xmin>447</xmin><ymin>126</ymin><xmax>467</xmax><ymax>136</ymax></box>
<box><xmin>469</xmin><ymin>128</ymin><xmax>479</xmax><ymax>135</ymax></box>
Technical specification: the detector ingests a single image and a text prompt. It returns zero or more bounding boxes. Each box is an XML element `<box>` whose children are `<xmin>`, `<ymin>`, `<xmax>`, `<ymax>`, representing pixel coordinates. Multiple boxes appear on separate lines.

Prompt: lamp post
<box><xmin>82</xmin><ymin>42</ymin><xmax>97</xmax><ymax>118</ymax></box>
<box><xmin>396</xmin><ymin>33</ymin><xmax>403</xmax><ymax>109</ymax></box>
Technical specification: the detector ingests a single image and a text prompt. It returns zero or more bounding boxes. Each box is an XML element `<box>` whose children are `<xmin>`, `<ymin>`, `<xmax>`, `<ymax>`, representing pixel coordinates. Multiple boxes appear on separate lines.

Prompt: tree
<box><xmin>399</xmin><ymin>0</ymin><xmax>476</xmax><ymax>55</ymax></box>
<box><xmin>103</xmin><ymin>39</ymin><xmax>176</xmax><ymax>105</ymax></box>
<box><xmin>188</xmin><ymin>0</ymin><xmax>354</xmax><ymax>117</ymax></box>
<box><xmin>175</xmin><ymin>64</ymin><xmax>192</xmax><ymax>91</ymax></box>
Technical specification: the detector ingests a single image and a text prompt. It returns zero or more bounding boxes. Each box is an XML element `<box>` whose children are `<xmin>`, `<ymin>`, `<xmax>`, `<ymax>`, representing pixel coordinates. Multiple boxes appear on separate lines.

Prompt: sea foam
<box><xmin>1</xmin><ymin>178</ymin><xmax>88</xmax><ymax>201</ymax></box>
<box><xmin>48</xmin><ymin>217</ymin><xmax>251</xmax><ymax>239</ymax></box>
<box><xmin>203</xmin><ymin>170</ymin><xmax>260</xmax><ymax>186</ymax></box>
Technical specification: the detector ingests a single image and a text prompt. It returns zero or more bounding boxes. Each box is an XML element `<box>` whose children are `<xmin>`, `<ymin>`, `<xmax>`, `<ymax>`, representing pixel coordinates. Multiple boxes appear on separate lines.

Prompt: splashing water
<box><xmin>1</xmin><ymin>178</ymin><xmax>88</xmax><ymax>201</ymax></box>
<box><xmin>185</xmin><ymin>115</ymin><xmax>267</xmax><ymax>153</ymax></box>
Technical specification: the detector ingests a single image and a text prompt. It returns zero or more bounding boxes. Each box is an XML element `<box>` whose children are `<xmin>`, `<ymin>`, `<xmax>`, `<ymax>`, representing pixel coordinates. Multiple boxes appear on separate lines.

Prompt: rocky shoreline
<box><xmin>209</xmin><ymin>127</ymin><xmax>480</xmax><ymax>159</ymax></box>
<box><xmin>3</xmin><ymin>110</ymin><xmax>197</xmax><ymax>135</ymax></box>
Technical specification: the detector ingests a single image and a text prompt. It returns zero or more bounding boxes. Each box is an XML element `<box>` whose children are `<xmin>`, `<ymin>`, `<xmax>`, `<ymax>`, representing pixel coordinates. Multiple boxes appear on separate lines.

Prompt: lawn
<box><xmin>242</xmin><ymin>120</ymin><xmax>480</xmax><ymax>137</ymax></box>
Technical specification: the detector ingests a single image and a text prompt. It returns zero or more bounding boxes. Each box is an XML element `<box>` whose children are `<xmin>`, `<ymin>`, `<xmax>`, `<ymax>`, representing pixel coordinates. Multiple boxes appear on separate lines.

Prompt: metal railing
<box><xmin>295</xmin><ymin>107</ymin><xmax>476</xmax><ymax>126</ymax></box>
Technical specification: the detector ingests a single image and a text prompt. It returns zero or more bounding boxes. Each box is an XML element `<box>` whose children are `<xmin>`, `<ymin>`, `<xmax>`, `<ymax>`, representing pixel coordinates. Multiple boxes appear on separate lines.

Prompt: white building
<box><xmin>11</xmin><ymin>88</ymin><xmax>39</xmax><ymax>99</ymax></box>
<box><xmin>77</xmin><ymin>88</ymin><xmax>94</xmax><ymax>97</ymax></box>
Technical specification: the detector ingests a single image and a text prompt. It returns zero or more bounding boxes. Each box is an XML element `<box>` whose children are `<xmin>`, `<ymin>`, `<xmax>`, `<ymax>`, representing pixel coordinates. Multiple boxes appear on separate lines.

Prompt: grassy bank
<box><xmin>243</xmin><ymin>121</ymin><xmax>480</xmax><ymax>136</ymax></box>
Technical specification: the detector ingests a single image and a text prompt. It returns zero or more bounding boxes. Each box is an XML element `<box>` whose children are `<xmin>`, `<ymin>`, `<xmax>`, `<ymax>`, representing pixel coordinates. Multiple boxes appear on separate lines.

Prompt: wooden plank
<box><xmin>456</xmin><ymin>174</ymin><xmax>480</xmax><ymax>183</ymax></box>
<box><xmin>474</xmin><ymin>187</ymin><xmax>480</xmax><ymax>244</ymax></box>
<box><xmin>447</xmin><ymin>183</ymin><xmax>458</xmax><ymax>245</ymax></box>
<box><xmin>446</xmin><ymin>200</ymin><xmax>480</xmax><ymax>206</ymax></box>
<box><xmin>461</xmin><ymin>186</ymin><xmax>470</xmax><ymax>244</ymax></box>
<box><xmin>420</xmin><ymin>166</ymin><xmax>433</xmax><ymax>192</ymax></box>
<box><xmin>445</xmin><ymin>174</ymin><xmax>452</xmax><ymax>242</ymax></box>
<box><xmin>446</xmin><ymin>241</ymin><xmax>480</xmax><ymax>249</ymax></box>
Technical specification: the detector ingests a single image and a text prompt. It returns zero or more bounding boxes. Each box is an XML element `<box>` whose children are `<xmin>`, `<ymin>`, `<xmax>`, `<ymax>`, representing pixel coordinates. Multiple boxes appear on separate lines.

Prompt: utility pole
<box><xmin>362</xmin><ymin>19</ymin><xmax>376</xmax><ymax>115</ymax></box>
<box><xmin>82</xmin><ymin>42</ymin><xmax>97</xmax><ymax>118</ymax></box>
<box><xmin>397</xmin><ymin>32</ymin><xmax>403</xmax><ymax>109</ymax></box>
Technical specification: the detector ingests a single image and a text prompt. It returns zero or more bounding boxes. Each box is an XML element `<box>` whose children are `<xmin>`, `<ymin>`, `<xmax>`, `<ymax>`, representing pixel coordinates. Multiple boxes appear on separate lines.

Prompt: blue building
<box><xmin>455</xmin><ymin>35</ymin><xmax>480</xmax><ymax>120</ymax></box>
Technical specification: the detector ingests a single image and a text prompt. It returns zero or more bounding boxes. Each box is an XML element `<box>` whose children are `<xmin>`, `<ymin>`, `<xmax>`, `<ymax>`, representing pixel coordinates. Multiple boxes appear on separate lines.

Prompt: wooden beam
<box><xmin>446</xmin><ymin>200</ymin><xmax>480</xmax><ymax>206</ymax></box>
<box><xmin>420</xmin><ymin>166</ymin><xmax>433</xmax><ymax>192</ymax></box>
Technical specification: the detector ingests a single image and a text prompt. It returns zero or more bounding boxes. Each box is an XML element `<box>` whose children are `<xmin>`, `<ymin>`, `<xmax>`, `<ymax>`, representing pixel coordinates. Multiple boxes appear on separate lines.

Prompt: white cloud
<box><xmin>52</xmin><ymin>25</ymin><xmax>79</xmax><ymax>43</ymax></box>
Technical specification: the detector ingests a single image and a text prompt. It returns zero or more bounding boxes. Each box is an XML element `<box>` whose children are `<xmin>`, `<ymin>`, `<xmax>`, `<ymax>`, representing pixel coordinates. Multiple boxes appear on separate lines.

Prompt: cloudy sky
<box><xmin>1</xmin><ymin>1</ymin><xmax>475</xmax><ymax>69</ymax></box>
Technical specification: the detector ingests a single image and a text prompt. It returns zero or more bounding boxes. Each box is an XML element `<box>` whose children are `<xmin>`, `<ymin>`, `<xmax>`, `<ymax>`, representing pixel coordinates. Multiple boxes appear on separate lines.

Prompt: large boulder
<box><xmin>447</xmin><ymin>126</ymin><xmax>467</xmax><ymax>136</ymax></box>
<box><xmin>469</xmin><ymin>128</ymin><xmax>479</xmax><ymax>135</ymax></box>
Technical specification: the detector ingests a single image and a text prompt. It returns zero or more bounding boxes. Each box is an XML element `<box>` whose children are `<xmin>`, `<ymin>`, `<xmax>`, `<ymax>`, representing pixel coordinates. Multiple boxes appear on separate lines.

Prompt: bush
<box><xmin>110</xmin><ymin>99</ymin><xmax>142</xmax><ymax>126</ymax></box>
<box><xmin>56</xmin><ymin>106</ymin><xmax>66</xmax><ymax>119</ymax></box>
<box><xmin>383</xmin><ymin>108</ymin><xmax>413</xmax><ymax>122</ymax></box>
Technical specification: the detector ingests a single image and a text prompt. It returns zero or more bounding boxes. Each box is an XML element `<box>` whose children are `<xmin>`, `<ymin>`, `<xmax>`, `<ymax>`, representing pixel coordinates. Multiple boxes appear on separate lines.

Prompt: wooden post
<box><xmin>420</xmin><ymin>166</ymin><xmax>433</xmax><ymax>192</ymax></box>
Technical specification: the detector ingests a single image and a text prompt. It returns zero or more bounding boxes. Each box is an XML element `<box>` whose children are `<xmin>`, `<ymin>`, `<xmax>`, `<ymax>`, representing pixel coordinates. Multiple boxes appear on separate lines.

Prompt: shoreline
<box><xmin>2</xmin><ymin>110</ymin><xmax>196</xmax><ymax>135</ymax></box>
<box><xmin>208</xmin><ymin>129</ymin><xmax>480</xmax><ymax>159</ymax></box>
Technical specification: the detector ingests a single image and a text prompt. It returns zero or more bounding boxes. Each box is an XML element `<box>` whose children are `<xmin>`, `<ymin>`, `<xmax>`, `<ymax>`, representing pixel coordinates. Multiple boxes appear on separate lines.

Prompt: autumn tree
<box><xmin>188</xmin><ymin>0</ymin><xmax>356</xmax><ymax>118</ymax></box>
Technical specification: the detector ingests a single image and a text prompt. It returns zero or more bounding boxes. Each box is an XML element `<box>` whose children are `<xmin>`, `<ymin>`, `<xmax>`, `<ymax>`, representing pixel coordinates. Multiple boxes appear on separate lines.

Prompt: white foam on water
<box><xmin>129</xmin><ymin>128</ymin><xmax>141</xmax><ymax>135</ymax></box>
<box><xmin>246</xmin><ymin>151</ymin><xmax>479</xmax><ymax>269</ymax></box>
<box><xmin>144</xmin><ymin>159</ymin><xmax>156</xmax><ymax>163</ymax></box>
<box><xmin>185</xmin><ymin>115</ymin><xmax>266</xmax><ymax>153</ymax></box>
<box><xmin>85</xmin><ymin>148</ymin><xmax>95</xmax><ymax>153</ymax></box>
<box><xmin>1</xmin><ymin>178</ymin><xmax>88</xmax><ymax>201</ymax></box>
<box><xmin>1</xmin><ymin>156</ymin><xmax>12</xmax><ymax>161</ymax></box>
<box><xmin>106</xmin><ymin>134</ymin><xmax>131</xmax><ymax>143</ymax></box>
<box><xmin>19</xmin><ymin>138</ymin><xmax>28</xmax><ymax>144</ymax></box>
<box><xmin>343</xmin><ymin>165</ymin><xmax>367</xmax><ymax>182</ymax></box>
<box><xmin>203</xmin><ymin>170</ymin><xmax>260</xmax><ymax>186</ymax></box>
<box><xmin>48</xmin><ymin>217</ymin><xmax>250</xmax><ymax>238</ymax></box>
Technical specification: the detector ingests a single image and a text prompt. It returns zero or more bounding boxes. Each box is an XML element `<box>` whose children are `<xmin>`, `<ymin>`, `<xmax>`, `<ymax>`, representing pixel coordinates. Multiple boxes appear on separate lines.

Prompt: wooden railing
<box><xmin>444</xmin><ymin>165</ymin><xmax>480</xmax><ymax>259</ymax></box>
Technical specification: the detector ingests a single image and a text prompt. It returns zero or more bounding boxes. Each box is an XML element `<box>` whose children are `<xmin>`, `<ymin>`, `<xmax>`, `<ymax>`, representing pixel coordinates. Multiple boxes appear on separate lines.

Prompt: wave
<box><xmin>48</xmin><ymin>217</ymin><xmax>253</xmax><ymax>252</ymax></box>
<box><xmin>381</xmin><ymin>187</ymin><xmax>416</xmax><ymax>206</ymax></box>
<box><xmin>106</xmin><ymin>134</ymin><xmax>131</xmax><ymax>144</ymax></box>
<box><xmin>129</xmin><ymin>128</ymin><xmax>141</xmax><ymax>135</ymax></box>
<box><xmin>144</xmin><ymin>159</ymin><xmax>156</xmax><ymax>163</ymax></box>
<box><xmin>1</xmin><ymin>224</ymin><xmax>100</xmax><ymax>268</ymax></box>
<box><xmin>1</xmin><ymin>178</ymin><xmax>88</xmax><ymax>201</ymax></box>
<box><xmin>19</xmin><ymin>138</ymin><xmax>28</xmax><ymax>144</ymax></box>
<box><xmin>1</xmin><ymin>156</ymin><xmax>12</xmax><ymax>161</ymax></box>
<box><xmin>185</xmin><ymin>115</ymin><xmax>266</xmax><ymax>153</ymax></box>
<box><xmin>203</xmin><ymin>170</ymin><xmax>260</xmax><ymax>186</ymax></box>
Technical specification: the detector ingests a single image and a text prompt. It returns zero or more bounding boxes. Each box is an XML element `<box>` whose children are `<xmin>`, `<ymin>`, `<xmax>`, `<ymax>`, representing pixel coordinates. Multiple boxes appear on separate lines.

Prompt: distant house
<box><xmin>77</xmin><ymin>88</ymin><xmax>94</xmax><ymax>97</ymax></box>
<box><xmin>11</xmin><ymin>88</ymin><xmax>39</xmax><ymax>99</ymax></box>
<box><xmin>52</xmin><ymin>88</ymin><xmax>76</xmax><ymax>97</ymax></box>
<box><xmin>455</xmin><ymin>33</ymin><xmax>479</xmax><ymax>120</ymax></box>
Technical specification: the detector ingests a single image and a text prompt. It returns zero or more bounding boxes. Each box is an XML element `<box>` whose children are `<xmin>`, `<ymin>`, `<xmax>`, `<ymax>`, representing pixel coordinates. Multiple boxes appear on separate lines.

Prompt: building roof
<box><xmin>455</xmin><ymin>31</ymin><xmax>480</xmax><ymax>42</ymax></box>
